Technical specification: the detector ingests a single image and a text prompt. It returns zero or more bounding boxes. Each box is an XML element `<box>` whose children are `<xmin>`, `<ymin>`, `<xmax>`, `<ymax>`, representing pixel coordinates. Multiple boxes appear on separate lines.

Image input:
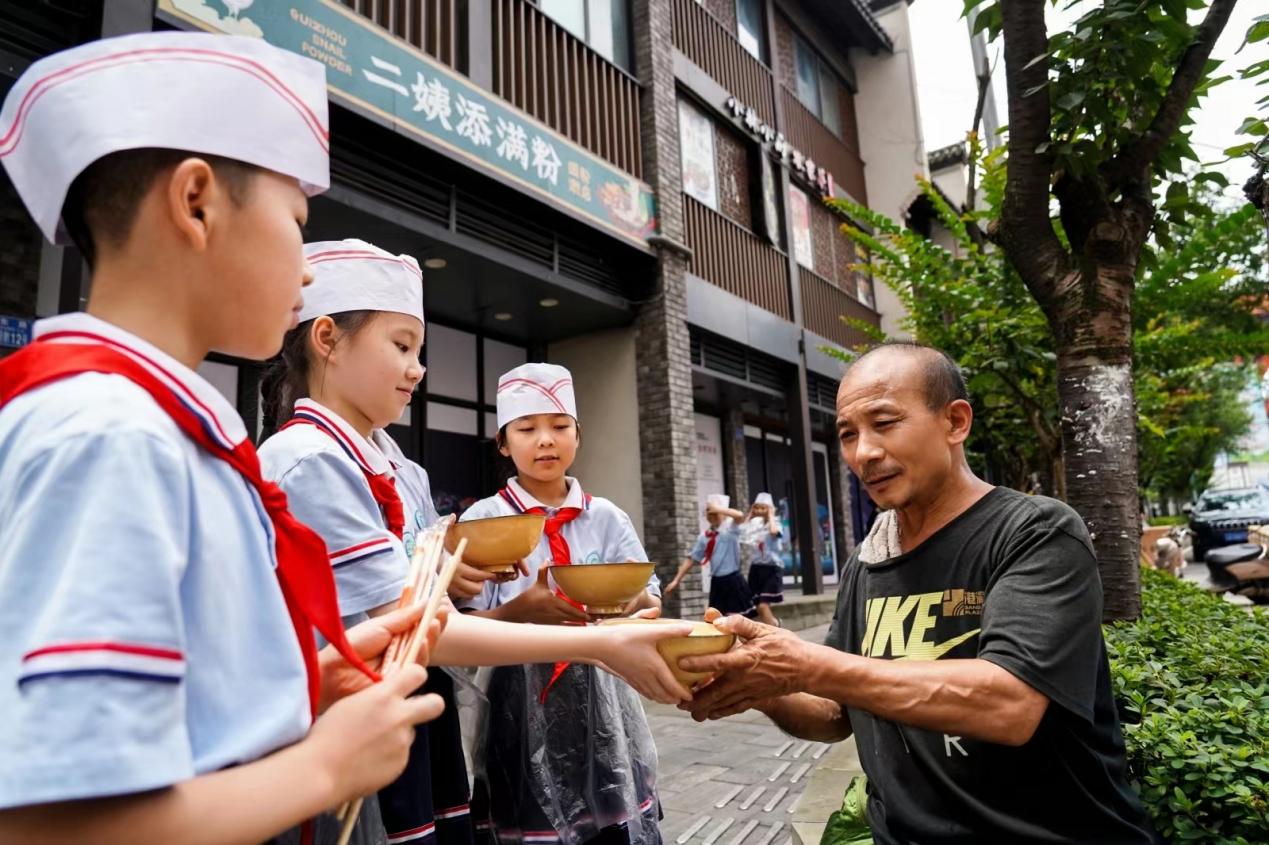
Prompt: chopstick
<box><xmin>333</xmin><ymin>519</ymin><xmax>464</xmax><ymax>844</ymax></box>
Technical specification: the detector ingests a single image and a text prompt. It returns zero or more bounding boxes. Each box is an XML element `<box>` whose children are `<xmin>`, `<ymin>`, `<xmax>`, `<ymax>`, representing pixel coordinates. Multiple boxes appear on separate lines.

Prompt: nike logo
<box><xmin>895</xmin><ymin>629</ymin><xmax>981</xmax><ymax>661</ymax></box>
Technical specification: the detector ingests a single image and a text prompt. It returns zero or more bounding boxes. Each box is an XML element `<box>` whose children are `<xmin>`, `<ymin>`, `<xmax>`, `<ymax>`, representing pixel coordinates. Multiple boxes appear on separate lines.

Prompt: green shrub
<box><xmin>1148</xmin><ymin>514</ymin><xmax>1189</xmax><ymax>527</ymax></box>
<box><xmin>1106</xmin><ymin>568</ymin><xmax>1269</xmax><ymax>843</ymax></box>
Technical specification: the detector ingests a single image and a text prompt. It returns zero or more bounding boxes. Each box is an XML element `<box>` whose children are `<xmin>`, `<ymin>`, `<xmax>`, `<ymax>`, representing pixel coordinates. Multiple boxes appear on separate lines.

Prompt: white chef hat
<box><xmin>706</xmin><ymin>494</ymin><xmax>731</xmax><ymax>511</ymax></box>
<box><xmin>301</xmin><ymin>239</ymin><xmax>424</xmax><ymax>326</ymax></box>
<box><xmin>754</xmin><ymin>492</ymin><xmax>774</xmax><ymax>508</ymax></box>
<box><xmin>0</xmin><ymin>31</ymin><xmax>330</xmax><ymax>244</ymax></box>
<box><xmin>496</xmin><ymin>363</ymin><xmax>577</xmax><ymax>429</ymax></box>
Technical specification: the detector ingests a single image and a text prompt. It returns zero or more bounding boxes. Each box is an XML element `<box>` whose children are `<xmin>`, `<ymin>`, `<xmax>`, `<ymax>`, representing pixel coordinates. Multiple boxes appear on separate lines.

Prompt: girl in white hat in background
<box><xmin>743</xmin><ymin>493</ymin><xmax>787</xmax><ymax>627</ymax></box>
<box><xmin>459</xmin><ymin>363</ymin><xmax>666</xmax><ymax>845</ymax></box>
<box><xmin>259</xmin><ymin>243</ymin><xmax>690</xmax><ymax>845</ymax></box>
<box><xmin>665</xmin><ymin>495</ymin><xmax>757</xmax><ymax>620</ymax></box>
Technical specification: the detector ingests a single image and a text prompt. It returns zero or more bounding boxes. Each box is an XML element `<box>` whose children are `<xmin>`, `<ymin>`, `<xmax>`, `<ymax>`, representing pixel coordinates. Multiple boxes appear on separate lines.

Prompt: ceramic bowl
<box><xmin>445</xmin><ymin>513</ymin><xmax>545</xmax><ymax>576</ymax></box>
<box><xmin>602</xmin><ymin>618</ymin><xmax>736</xmax><ymax>686</ymax></box>
<box><xmin>548</xmin><ymin>562</ymin><xmax>655</xmax><ymax>617</ymax></box>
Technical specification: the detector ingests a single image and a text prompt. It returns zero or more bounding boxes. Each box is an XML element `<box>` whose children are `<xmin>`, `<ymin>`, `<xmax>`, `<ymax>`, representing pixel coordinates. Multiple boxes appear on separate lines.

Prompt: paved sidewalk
<box><xmin>648</xmin><ymin>622</ymin><xmax>864</xmax><ymax>845</ymax></box>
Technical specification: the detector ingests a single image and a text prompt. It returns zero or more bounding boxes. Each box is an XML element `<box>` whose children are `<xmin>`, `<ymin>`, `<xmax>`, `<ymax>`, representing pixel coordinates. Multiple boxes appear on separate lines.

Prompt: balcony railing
<box><xmin>800</xmin><ymin>265</ymin><xmax>878</xmax><ymax>349</ymax></box>
<box><xmin>493</xmin><ymin>0</ymin><xmax>643</xmax><ymax>177</ymax></box>
<box><xmin>337</xmin><ymin>0</ymin><xmax>464</xmax><ymax>69</ymax></box>
<box><xmin>780</xmin><ymin>87</ymin><xmax>867</xmax><ymax>204</ymax></box>
<box><xmin>671</xmin><ymin>0</ymin><xmax>776</xmax><ymax>126</ymax></box>
<box><xmin>684</xmin><ymin>196</ymin><xmax>791</xmax><ymax>320</ymax></box>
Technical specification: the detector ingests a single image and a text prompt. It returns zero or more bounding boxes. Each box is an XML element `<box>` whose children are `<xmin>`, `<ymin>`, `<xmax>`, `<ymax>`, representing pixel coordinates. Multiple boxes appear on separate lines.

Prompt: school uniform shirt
<box><xmin>0</xmin><ymin>313</ymin><xmax>310</xmax><ymax>809</ymax></box>
<box><xmin>691</xmin><ymin>521</ymin><xmax>743</xmax><ymax>577</ymax></box>
<box><xmin>260</xmin><ymin>399</ymin><xmax>407</xmax><ymax>620</ymax></box>
<box><xmin>372</xmin><ymin>430</ymin><xmax>441</xmax><ymax>558</ymax></box>
<box><xmin>458</xmin><ymin>477</ymin><xmax>660</xmax><ymax>611</ymax></box>
<box><xmin>752</xmin><ymin>524</ymin><xmax>788</xmax><ymax>567</ymax></box>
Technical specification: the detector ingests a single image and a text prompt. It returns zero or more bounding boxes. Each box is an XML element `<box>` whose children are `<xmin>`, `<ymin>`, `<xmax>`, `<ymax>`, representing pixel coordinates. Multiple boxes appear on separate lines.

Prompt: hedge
<box><xmin>1106</xmin><ymin>568</ymin><xmax>1269</xmax><ymax>843</ymax></box>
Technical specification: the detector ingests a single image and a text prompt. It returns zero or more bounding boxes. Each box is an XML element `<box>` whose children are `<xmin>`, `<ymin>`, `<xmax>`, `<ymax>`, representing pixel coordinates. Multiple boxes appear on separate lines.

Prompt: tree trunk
<box><xmin>1049</xmin><ymin>259</ymin><xmax>1141</xmax><ymax>621</ymax></box>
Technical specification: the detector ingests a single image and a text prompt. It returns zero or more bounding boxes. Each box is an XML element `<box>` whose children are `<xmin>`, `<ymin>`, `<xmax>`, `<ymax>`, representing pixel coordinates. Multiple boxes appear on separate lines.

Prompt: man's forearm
<box><xmin>758</xmin><ymin>692</ymin><xmax>852</xmax><ymax>743</ymax></box>
<box><xmin>803</xmin><ymin>647</ymin><xmax>1045</xmax><ymax>746</ymax></box>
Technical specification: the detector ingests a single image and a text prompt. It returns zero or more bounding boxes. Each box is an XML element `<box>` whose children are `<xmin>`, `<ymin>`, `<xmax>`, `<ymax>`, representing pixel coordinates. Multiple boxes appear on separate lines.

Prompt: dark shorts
<box><xmin>708</xmin><ymin>571</ymin><xmax>756</xmax><ymax>618</ymax></box>
<box><xmin>747</xmin><ymin>563</ymin><xmax>784</xmax><ymax>605</ymax></box>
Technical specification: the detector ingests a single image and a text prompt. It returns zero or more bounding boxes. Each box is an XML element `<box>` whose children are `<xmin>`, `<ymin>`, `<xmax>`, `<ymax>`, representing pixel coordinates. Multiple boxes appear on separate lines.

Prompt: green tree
<box><xmin>1135</xmin><ymin>200</ymin><xmax>1268</xmax><ymax>501</ymax></box>
<box><xmin>827</xmin><ymin>147</ymin><xmax>1065</xmax><ymax>497</ymax></box>
<box><xmin>827</xmin><ymin>150</ymin><xmax>1267</xmax><ymax>523</ymax></box>
<box><xmin>966</xmin><ymin>0</ymin><xmax>1267</xmax><ymax>619</ymax></box>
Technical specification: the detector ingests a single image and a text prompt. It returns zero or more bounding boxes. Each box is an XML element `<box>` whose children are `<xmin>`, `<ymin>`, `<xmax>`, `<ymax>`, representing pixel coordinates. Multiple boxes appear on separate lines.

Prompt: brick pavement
<box><xmin>647</xmin><ymin>622</ymin><xmax>863</xmax><ymax>845</ymax></box>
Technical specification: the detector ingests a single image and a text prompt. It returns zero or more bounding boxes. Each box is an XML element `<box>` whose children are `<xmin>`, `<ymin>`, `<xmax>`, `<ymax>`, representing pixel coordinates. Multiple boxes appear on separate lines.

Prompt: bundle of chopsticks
<box><xmin>335</xmin><ymin>515</ymin><xmax>465</xmax><ymax>845</ymax></box>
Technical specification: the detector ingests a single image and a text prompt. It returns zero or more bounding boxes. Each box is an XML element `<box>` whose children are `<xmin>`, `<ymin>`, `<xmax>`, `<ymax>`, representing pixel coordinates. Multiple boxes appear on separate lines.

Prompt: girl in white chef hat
<box><xmin>457</xmin><ymin>362</ymin><xmax>667</xmax><ymax>845</ymax></box>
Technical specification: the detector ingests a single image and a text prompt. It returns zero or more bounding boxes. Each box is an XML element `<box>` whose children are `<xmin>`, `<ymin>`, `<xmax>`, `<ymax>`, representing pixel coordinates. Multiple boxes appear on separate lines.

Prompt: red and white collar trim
<box><xmin>504</xmin><ymin>476</ymin><xmax>588</xmax><ymax>512</ymax></box>
<box><xmin>292</xmin><ymin>398</ymin><xmax>392</xmax><ymax>476</ymax></box>
<box><xmin>32</xmin><ymin>313</ymin><xmax>247</xmax><ymax>449</ymax></box>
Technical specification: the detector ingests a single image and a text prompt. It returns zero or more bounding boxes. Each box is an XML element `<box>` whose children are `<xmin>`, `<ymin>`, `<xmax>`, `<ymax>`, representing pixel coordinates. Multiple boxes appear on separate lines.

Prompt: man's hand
<box><xmin>679</xmin><ymin>614</ymin><xmax>812</xmax><ymax>721</ymax></box>
<box><xmin>499</xmin><ymin>567</ymin><xmax>591</xmax><ymax>625</ymax></box>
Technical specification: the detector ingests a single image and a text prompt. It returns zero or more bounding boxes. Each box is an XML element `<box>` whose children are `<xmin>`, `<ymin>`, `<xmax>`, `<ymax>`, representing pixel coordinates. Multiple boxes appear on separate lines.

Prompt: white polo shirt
<box><xmin>457</xmin><ymin>476</ymin><xmax>660</xmax><ymax>611</ymax></box>
<box><xmin>372</xmin><ymin>429</ymin><xmax>442</xmax><ymax>553</ymax></box>
<box><xmin>0</xmin><ymin>313</ymin><xmax>310</xmax><ymax>809</ymax></box>
<box><xmin>259</xmin><ymin>399</ymin><xmax>408</xmax><ymax>619</ymax></box>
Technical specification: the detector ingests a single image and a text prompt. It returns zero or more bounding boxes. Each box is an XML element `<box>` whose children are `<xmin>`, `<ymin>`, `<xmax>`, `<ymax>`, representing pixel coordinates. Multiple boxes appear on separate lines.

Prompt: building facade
<box><xmin>0</xmin><ymin>0</ymin><xmax>926</xmax><ymax>616</ymax></box>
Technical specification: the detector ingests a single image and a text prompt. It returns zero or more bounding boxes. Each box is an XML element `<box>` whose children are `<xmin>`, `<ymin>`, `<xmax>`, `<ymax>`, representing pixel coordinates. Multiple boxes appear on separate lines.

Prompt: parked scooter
<box><xmin>1204</xmin><ymin>529</ymin><xmax>1269</xmax><ymax>603</ymax></box>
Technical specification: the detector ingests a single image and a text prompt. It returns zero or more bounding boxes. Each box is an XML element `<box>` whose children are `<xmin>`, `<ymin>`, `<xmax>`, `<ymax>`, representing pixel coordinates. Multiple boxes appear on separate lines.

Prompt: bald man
<box><xmin>678</xmin><ymin>342</ymin><xmax>1157</xmax><ymax>844</ymax></box>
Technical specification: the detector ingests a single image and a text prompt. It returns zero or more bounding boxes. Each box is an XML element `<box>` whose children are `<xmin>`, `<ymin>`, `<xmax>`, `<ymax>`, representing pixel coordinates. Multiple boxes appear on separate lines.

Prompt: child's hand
<box><xmin>448</xmin><ymin>560</ymin><xmax>496</xmax><ymax>600</ymax></box>
<box><xmin>663</xmin><ymin>579</ymin><xmax>680</xmax><ymax>596</ymax></box>
<box><xmin>318</xmin><ymin>605</ymin><xmax>426</xmax><ymax>712</ymax></box>
<box><xmin>595</xmin><ymin>621</ymin><xmax>694</xmax><ymax>704</ymax></box>
<box><xmin>501</xmin><ymin>567</ymin><xmax>590</xmax><ymax>625</ymax></box>
<box><xmin>308</xmin><ymin>663</ymin><xmax>444</xmax><ymax>801</ymax></box>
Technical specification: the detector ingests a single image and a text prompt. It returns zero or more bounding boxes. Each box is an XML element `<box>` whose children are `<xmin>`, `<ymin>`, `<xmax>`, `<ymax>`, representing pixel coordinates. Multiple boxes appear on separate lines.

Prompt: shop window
<box><xmin>421</xmin><ymin>325</ymin><xmax>527</xmax><ymax>515</ymax></box>
<box><xmin>735</xmin><ymin>0</ymin><xmax>767</xmax><ymax>63</ymax></box>
<box><xmin>678</xmin><ymin>99</ymin><xmax>718</xmax><ymax>211</ymax></box>
<box><xmin>427</xmin><ymin>323</ymin><xmax>479</xmax><ymax>402</ymax></box>
<box><xmin>793</xmin><ymin>37</ymin><xmax>820</xmax><ymax>116</ymax></box>
<box><xmin>793</xmin><ymin>34</ymin><xmax>844</xmax><ymax>138</ymax></box>
<box><xmin>537</xmin><ymin>0</ymin><xmax>632</xmax><ymax>71</ymax></box>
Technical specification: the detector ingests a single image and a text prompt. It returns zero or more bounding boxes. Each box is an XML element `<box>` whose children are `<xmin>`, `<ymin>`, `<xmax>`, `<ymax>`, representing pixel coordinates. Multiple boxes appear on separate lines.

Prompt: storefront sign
<box><xmin>158</xmin><ymin>0</ymin><xmax>658</xmax><ymax>248</ymax></box>
<box><xmin>726</xmin><ymin>96</ymin><xmax>834</xmax><ymax>197</ymax></box>
<box><xmin>0</xmin><ymin>316</ymin><xmax>32</xmax><ymax>349</ymax></box>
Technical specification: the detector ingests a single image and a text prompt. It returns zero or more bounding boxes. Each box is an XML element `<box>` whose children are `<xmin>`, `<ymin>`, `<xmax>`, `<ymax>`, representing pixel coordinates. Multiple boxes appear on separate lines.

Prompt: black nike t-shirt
<box><xmin>825</xmin><ymin>487</ymin><xmax>1157</xmax><ymax>844</ymax></box>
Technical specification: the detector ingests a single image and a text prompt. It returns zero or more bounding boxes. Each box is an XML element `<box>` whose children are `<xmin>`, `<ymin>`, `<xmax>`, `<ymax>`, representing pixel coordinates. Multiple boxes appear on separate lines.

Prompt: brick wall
<box><xmin>700</xmin><ymin>0</ymin><xmax>736</xmax><ymax>34</ymax></box>
<box><xmin>773</xmin><ymin>13</ymin><xmax>796</xmax><ymax>92</ymax></box>
<box><xmin>809</xmin><ymin>196</ymin><xmax>835</xmax><ymax>277</ymax></box>
<box><xmin>633</xmin><ymin>0</ymin><xmax>707</xmax><ymax>620</ymax></box>
<box><xmin>713</xmin><ymin>122</ymin><xmax>753</xmax><ymax>229</ymax></box>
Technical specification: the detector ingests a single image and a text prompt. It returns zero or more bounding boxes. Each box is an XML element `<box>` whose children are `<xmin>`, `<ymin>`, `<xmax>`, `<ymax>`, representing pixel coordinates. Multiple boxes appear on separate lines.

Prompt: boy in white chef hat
<box><xmin>0</xmin><ymin>33</ymin><xmax>440</xmax><ymax>842</ymax></box>
<box><xmin>666</xmin><ymin>493</ymin><xmax>757</xmax><ymax>618</ymax></box>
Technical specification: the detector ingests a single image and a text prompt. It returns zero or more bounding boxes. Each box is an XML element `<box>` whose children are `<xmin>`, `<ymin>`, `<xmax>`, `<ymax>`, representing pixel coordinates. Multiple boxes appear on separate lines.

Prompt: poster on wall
<box><xmin>788</xmin><ymin>185</ymin><xmax>814</xmax><ymax>270</ymax></box>
<box><xmin>694</xmin><ymin>413</ymin><xmax>726</xmax><ymax>592</ymax></box>
<box><xmin>679</xmin><ymin>100</ymin><xmax>718</xmax><ymax>210</ymax></box>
